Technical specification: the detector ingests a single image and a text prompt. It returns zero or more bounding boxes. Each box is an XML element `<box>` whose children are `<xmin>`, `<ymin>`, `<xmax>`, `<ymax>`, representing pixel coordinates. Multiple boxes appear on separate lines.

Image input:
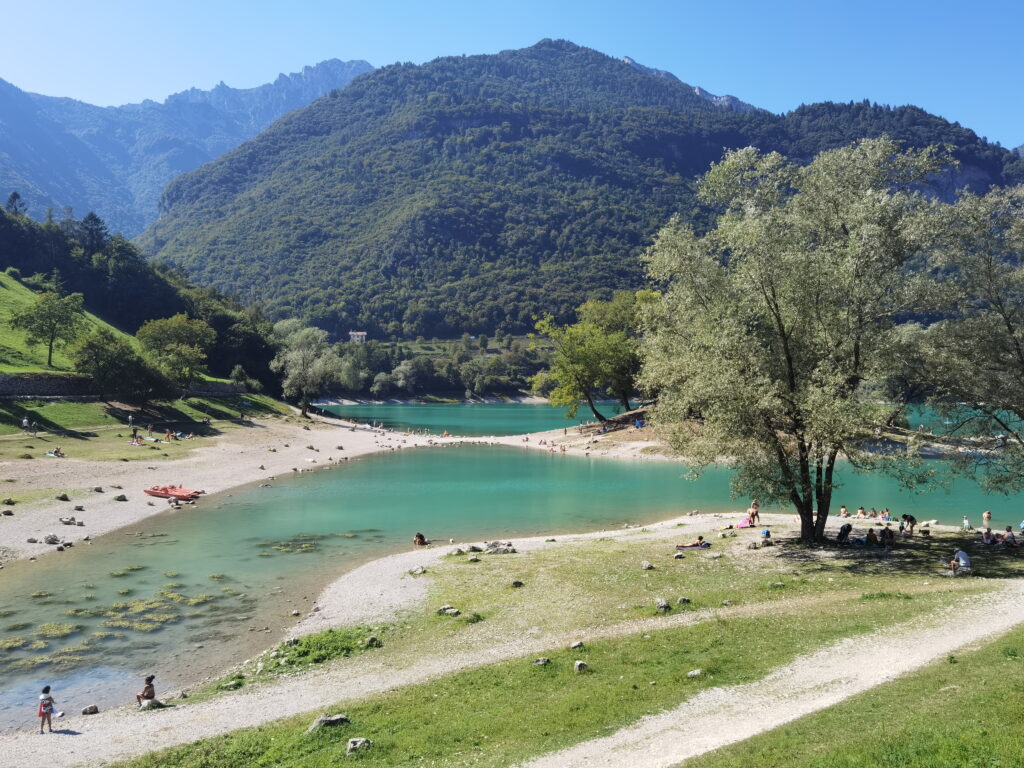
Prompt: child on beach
<box><xmin>37</xmin><ymin>685</ymin><xmax>58</xmax><ymax>733</ymax></box>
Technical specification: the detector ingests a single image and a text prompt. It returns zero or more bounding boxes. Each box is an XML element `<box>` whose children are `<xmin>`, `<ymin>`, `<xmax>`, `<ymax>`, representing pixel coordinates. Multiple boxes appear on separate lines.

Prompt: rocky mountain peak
<box><xmin>621</xmin><ymin>56</ymin><xmax>759</xmax><ymax>113</ymax></box>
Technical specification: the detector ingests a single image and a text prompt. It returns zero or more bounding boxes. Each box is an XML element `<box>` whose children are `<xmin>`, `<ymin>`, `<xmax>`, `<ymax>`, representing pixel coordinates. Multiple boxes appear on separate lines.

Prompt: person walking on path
<box><xmin>127</xmin><ymin>414</ymin><xmax>134</xmax><ymax>428</ymax></box>
<box><xmin>21</xmin><ymin>416</ymin><xmax>29</xmax><ymax>433</ymax></box>
<box><xmin>37</xmin><ymin>686</ymin><xmax>57</xmax><ymax>733</ymax></box>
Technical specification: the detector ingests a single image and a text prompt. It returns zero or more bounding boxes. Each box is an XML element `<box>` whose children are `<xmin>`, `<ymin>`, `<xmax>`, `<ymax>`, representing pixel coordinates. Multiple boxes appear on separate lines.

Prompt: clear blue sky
<box><xmin>1</xmin><ymin>0</ymin><xmax>1020</xmax><ymax>147</ymax></box>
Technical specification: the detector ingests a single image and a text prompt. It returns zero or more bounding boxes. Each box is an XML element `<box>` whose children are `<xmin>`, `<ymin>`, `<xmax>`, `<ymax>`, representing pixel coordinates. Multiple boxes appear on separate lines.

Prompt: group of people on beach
<box><xmin>838</xmin><ymin>505</ymin><xmax>896</xmax><ymax>521</ymax></box>
<box><xmin>33</xmin><ymin>675</ymin><xmax>155</xmax><ymax>733</ymax></box>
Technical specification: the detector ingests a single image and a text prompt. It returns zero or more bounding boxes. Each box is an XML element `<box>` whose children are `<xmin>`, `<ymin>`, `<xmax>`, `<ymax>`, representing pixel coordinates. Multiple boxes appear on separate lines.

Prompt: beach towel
<box><xmin>675</xmin><ymin>542</ymin><xmax>711</xmax><ymax>550</ymax></box>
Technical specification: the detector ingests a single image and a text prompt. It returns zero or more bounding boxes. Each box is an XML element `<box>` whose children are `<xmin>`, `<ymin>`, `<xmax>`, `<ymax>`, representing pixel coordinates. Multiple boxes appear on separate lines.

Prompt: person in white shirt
<box><xmin>950</xmin><ymin>549</ymin><xmax>971</xmax><ymax>574</ymax></box>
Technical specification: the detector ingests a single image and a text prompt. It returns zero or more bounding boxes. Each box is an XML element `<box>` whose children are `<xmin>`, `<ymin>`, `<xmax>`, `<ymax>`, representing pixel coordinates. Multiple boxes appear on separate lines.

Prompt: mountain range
<box><xmin>0</xmin><ymin>59</ymin><xmax>371</xmax><ymax>234</ymax></box>
<box><xmin>138</xmin><ymin>40</ymin><xmax>1024</xmax><ymax>339</ymax></box>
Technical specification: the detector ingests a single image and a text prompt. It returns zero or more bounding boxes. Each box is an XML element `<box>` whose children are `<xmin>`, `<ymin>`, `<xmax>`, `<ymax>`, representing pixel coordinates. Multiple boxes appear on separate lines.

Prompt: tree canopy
<box><xmin>641</xmin><ymin>138</ymin><xmax>946</xmax><ymax>541</ymax></box>
<box><xmin>137</xmin><ymin>313</ymin><xmax>216</xmax><ymax>394</ymax></box>
<box><xmin>9</xmin><ymin>291</ymin><xmax>86</xmax><ymax>367</ymax></box>
<box><xmin>270</xmin><ymin>320</ymin><xmax>342</xmax><ymax>415</ymax></box>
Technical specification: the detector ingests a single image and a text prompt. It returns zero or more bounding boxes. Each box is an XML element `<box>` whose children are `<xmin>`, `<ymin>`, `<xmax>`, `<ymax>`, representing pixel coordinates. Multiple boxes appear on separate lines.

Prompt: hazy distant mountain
<box><xmin>0</xmin><ymin>59</ymin><xmax>372</xmax><ymax>234</ymax></box>
<box><xmin>140</xmin><ymin>39</ymin><xmax>1024</xmax><ymax>339</ymax></box>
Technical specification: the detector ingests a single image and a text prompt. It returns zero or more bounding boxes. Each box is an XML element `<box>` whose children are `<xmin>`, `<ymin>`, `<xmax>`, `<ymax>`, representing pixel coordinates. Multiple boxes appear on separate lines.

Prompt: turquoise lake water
<box><xmin>319</xmin><ymin>401</ymin><xmax>623</xmax><ymax>436</ymax></box>
<box><xmin>1</xmin><ymin>403</ymin><xmax>1021</xmax><ymax>729</ymax></box>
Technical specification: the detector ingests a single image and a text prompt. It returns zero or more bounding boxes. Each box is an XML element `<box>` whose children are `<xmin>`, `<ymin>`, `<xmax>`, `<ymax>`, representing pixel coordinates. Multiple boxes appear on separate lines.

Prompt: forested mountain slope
<box><xmin>141</xmin><ymin>40</ymin><xmax>1024</xmax><ymax>338</ymax></box>
<box><xmin>0</xmin><ymin>59</ymin><xmax>371</xmax><ymax>235</ymax></box>
<box><xmin>0</xmin><ymin>207</ymin><xmax>274</xmax><ymax>382</ymax></box>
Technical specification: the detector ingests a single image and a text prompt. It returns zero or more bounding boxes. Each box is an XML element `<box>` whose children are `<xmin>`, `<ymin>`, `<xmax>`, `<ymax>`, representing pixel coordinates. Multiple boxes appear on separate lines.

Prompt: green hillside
<box><xmin>141</xmin><ymin>39</ymin><xmax>1024</xmax><ymax>339</ymax></box>
<box><xmin>0</xmin><ymin>207</ymin><xmax>277</xmax><ymax>386</ymax></box>
<box><xmin>0</xmin><ymin>271</ymin><xmax>136</xmax><ymax>373</ymax></box>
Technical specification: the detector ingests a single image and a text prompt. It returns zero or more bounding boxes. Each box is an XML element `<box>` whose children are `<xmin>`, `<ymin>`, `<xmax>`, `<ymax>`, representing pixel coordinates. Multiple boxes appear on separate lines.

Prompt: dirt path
<box><xmin>0</xmin><ymin>592</ymin><xmax>830</xmax><ymax>767</ymax></box>
<box><xmin>517</xmin><ymin>581</ymin><xmax>1024</xmax><ymax>768</ymax></box>
<box><xmin>1</xmin><ymin>580</ymin><xmax>1017</xmax><ymax>768</ymax></box>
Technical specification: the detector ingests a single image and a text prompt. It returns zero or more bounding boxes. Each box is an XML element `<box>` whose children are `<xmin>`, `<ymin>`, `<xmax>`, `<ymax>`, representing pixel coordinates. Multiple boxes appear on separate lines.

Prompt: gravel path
<box><xmin>518</xmin><ymin>581</ymin><xmax>1024</xmax><ymax>768</ymax></box>
<box><xmin>0</xmin><ymin>589</ymin><xmax>830</xmax><ymax>767</ymax></box>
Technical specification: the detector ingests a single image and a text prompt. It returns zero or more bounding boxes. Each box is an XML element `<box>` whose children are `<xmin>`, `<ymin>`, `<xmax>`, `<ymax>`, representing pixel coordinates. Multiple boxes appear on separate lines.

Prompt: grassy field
<box><xmin>0</xmin><ymin>394</ymin><xmax>291</xmax><ymax>461</ymax></box>
<box><xmin>0</xmin><ymin>271</ymin><xmax>138</xmax><ymax>374</ymax></box>
<box><xmin>109</xmin><ymin>527</ymin><xmax>1013</xmax><ymax>768</ymax></box>
<box><xmin>684</xmin><ymin>624</ymin><xmax>1024</xmax><ymax>768</ymax></box>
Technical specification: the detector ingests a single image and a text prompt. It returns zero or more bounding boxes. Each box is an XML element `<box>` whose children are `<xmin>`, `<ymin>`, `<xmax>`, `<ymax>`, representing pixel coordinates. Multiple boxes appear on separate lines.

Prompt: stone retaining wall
<box><xmin>0</xmin><ymin>374</ymin><xmax>98</xmax><ymax>398</ymax></box>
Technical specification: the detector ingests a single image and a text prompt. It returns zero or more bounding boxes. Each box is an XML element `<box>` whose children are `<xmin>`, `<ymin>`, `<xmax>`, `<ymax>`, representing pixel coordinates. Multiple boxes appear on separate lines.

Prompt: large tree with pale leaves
<box><xmin>640</xmin><ymin>138</ymin><xmax>945</xmax><ymax>541</ymax></box>
<box><xmin>918</xmin><ymin>186</ymin><xmax>1024</xmax><ymax>491</ymax></box>
<box><xmin>270</xmin><ymin>320</ymin><xmax>341</xmax><ymax>416</ymax></box>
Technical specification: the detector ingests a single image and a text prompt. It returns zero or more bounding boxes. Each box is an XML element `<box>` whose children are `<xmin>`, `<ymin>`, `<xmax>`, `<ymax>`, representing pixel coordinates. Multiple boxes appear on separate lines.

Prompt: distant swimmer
<box><xmin>412</xmin><ymin>532</ymin><xmax>430</xmax><ymax>546</ymax></box>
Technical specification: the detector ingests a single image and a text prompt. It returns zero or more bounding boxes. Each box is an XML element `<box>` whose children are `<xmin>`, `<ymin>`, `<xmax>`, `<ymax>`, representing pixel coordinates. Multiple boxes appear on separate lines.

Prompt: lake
<box><xmin>1</xmin><ymin>402</ymin><xmax>1021</xmax><ymax>730</ymax></box>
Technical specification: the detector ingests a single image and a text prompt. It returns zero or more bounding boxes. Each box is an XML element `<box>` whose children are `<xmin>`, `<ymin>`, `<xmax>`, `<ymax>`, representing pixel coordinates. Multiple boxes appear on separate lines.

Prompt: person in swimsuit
<box><xmin>412</xmin><ymin>532</ymin><xmax>429</xmax><ymax>546</ymax></box>
<box><xmin>136</xmin><ymin>674</ymin><xmax>156</xmax><ymax>706</ymax></box>
<box><xmin>747</xmin><ymin>499</ymin><xmax>760</xmax><ymax>524</ymax></box>
<box><xmin>38</xmin><ymin>685</ymin><xmax>56</xmax><ymax>733</ymax></box>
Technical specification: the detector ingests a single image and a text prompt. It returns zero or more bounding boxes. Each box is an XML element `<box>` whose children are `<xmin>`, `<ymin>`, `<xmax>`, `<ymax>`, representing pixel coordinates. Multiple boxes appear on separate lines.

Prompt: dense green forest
<box><xmin>0</xmin><ymin>204</ymin><xmax>276</xmax><ymax>387</ymax></box>
<box><xmin>141</xmin><ymin>39</ymin><xmax>1024</xmax><ymax>339</ymax></box>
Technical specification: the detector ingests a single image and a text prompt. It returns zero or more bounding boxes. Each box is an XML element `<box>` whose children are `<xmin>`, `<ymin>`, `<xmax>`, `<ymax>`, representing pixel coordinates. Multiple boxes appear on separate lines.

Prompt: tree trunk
<box><xmin>797</xmin><ymin>503</ymin><xmax>816</xmax><ymax>541</ymax></box>
<box><xmin>619</xmin><ymin>393</ymin><xmax>632</xmax><ymax>412</ymax></box>
<box><xmin>47</xmin><ymin>329</ymin><xmax>55</xmax><ymax>368</ymax></box>
<box><xmin>583</xmin><ymin>391</ymin><xmax>607</xmax><ymax>421</ymax></box>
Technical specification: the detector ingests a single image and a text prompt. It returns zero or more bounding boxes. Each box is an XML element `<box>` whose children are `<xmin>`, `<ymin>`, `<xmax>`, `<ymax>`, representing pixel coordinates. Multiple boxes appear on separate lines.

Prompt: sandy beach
<box><xmin>0</xmin><ymin>413</ymin><xmax>470</xmax><ymax>565</ymax></box>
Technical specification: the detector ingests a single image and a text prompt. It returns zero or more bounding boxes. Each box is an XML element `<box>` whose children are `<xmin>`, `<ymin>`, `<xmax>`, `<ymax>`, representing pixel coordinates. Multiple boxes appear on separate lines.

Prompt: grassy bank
<box><xmin>685</xmin><ymin>623</ymin><xmax>1024</xmax><ymax>768</ymax></box>
<box><xmin>112</xmin><ymin>591</ymin><xmax>982</xmax><ymax>768</ymax></box>
<box><xmin>0</xmin><ymin>271</ymin><xmax>139</xmax><ymax>374</ymax></box>
<box><xmin>108</xmin><ymin>526</ymin><xmax>1007</xmax><ymax>767</ymax></box>
<box><xmin>0</xmin><ymin>395</ymin><xmax>291</xmax><ymax>462</ymax></box>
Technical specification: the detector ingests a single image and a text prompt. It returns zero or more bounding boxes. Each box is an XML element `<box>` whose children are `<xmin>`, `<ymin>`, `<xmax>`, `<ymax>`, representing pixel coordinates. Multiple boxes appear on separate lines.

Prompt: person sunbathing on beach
<box><xmin>52</xmin><ymin>446</ymin><xmax>65</xmax><ymax>457</ymax></box>
<box><xmin>998</xmin><ymin>526</ymin><xmax>1017</xmax><ymax>547</ymax></box>
<box><xmin>981</xmin><ymin>528</ymin><xmax>996</xmax><ymax>545</ymax></box>
<box><xmin>676</xmin><ymin>536</ymin><xmax>709</xmax><ymax>549</ymax></box>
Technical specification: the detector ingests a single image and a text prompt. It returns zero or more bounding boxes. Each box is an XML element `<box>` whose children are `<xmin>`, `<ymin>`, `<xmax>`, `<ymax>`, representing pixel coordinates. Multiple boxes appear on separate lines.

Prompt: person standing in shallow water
<box><xmin>38</xmin><ymin>685</ymin><xmax>56</xmax><ymax>733</ymax></box>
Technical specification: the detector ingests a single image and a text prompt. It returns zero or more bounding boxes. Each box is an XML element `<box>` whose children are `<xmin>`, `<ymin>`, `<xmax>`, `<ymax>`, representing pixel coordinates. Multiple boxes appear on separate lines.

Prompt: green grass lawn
<box><xmin>0</xmin><ymin>394</ymin><xmax>292</xmax><ymax>462</ymax></box>
<box><xmin>0</xmin><ymin>271</ymin><xmax>138</xmax><ymax>374</ymax></box>
<box><xmin>683</xmin><ymin>624</ymin><xmax>1024</xmax><ymax>768</ymax></box>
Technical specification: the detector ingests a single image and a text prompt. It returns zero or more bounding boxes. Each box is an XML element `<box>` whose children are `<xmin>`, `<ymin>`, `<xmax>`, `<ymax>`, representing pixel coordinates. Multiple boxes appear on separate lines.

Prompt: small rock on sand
<box><xmin>574</xmin><ymin>660</ymin><xmax>588</xmax><ymax>673</ymax></box>
<box><xmin>570</xmin><ymin>641</ymin><xmax>584</xmax><ymax>650</ymax></box>
<box><xmin>81</xmin><ymin>705</ymin><xmax>99</xmax><ymax>715</ymax></box>
<box><xmin>687</xmin><ymin>669</ymin><xmax>702</xmax><ymax>678</ymax></box>
<box><xmin>641</xmin><ymin>561</ymin><xmax>655</xmax><ymax>570</ymax></box>
<box><xmin>533</xmin><ymin>657</ymin><xmax>550</xmax><ymax>666</ymax></box>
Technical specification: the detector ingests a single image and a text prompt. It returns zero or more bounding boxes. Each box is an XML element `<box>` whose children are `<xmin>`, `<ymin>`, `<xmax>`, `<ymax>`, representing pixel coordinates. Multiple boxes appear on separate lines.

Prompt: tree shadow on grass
<box><xmin>0</xmin><ymin>402</ymin><xmax>97</xmax><ymax>440</ymax></box>
<box><xmin>771</xmin><ymin>529</ymin><xmax>1024</xmax><ymax>580</ymax></box>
